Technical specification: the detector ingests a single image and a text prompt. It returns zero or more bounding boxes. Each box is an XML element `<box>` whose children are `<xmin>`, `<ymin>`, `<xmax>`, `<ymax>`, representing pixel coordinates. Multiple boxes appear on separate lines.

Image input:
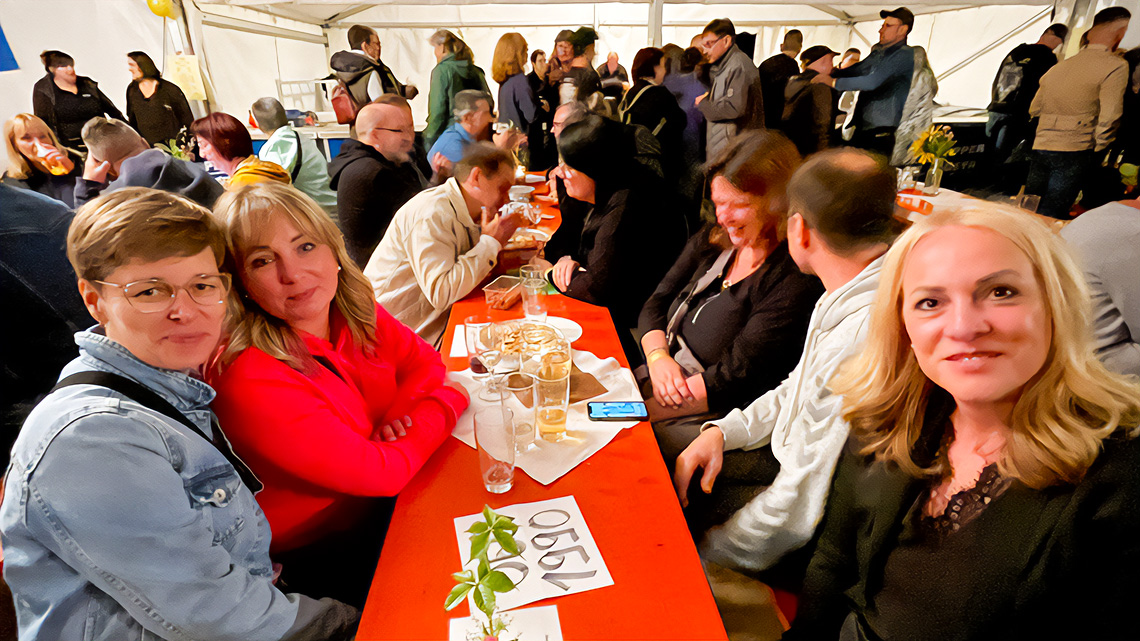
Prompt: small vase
<box><xmin>922</xmin><ymin>158</ymin><xmax>943</xmax><ymax>196</ymax></box>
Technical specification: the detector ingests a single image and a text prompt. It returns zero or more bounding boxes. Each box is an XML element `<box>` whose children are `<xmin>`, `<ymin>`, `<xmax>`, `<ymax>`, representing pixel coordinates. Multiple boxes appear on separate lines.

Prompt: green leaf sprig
<box><xmin>445</xmin><ymin>506</ymin><xmax>521</xmax><ymax>639</ymax></box>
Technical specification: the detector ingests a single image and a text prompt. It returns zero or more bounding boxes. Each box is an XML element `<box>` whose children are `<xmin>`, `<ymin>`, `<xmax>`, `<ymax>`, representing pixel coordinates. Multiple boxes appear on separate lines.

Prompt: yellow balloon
<box><xmin>147</xmin><ymin>0</ymin><xmax>177</xmax><ymax>19</ymax></box>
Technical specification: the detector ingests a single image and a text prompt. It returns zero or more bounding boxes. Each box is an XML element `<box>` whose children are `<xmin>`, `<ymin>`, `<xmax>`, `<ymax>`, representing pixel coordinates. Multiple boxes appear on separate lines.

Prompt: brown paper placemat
<box><xmin>507</xmin><ymin>364</ymin><xmax>607</xmax><ymax>407</ymax></box>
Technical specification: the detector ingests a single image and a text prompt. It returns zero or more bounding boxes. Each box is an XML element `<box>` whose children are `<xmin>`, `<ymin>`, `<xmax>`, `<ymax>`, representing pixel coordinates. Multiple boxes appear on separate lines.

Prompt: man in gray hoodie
<box><xmin>675</xmin><ymin>148</ymin><xmax>900</xmax><ymax>585</ymax></box>
<box><xmin>695</xmin><ymin>18</ymin><xmax>764</xmax><ymax>161</ymax></box>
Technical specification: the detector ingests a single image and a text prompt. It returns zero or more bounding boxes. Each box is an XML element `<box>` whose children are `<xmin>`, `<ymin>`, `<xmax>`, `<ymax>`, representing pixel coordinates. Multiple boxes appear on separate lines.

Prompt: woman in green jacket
<box><xmin>424</xmin><ymin>30</ymin><xmax>490</xmax><ymax>148</ymax></box>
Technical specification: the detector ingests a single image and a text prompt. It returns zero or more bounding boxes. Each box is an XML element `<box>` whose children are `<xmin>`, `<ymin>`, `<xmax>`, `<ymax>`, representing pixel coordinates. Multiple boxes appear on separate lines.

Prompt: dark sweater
<box><xmin>618</xmin><ymin>80</ymin><xmax>687</xmax><ymax>171</ymax></box>
<box><xmin>328</xmin><ymin>139</ymin><xmax>427</xmax><ymax>267</ymax></box>
<box><xmin>787</xmin><ymin>390</ymin><xmax>1140</xmax><ymax>641</ymax></box>
<box><xmin>638</xmin><ymin>232</ymin><xmax>823</xmax><ymax>414</ymax></box>
<box><xmin>556</xmin><ymin>179</ymin><xmax>687</xmax><ymax>330</ymax></box>
<box><xmin>126</xmin><ymin>79</ymin><xmax>194</xmax><ymax>147</ymax></box>
<box><xmin>0</xmin><ymin>149</ymin><xmax>82</xmax><ymax>208</ymax></box>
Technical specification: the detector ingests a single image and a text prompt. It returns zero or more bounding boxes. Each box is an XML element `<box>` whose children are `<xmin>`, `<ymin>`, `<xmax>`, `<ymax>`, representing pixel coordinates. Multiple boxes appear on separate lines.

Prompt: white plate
<box><xmin>546</xmin><ymin>316</ymin><xmax>583</xmax><ymax>342</ymax></box>
<box><xmin>525</xmin><ymin>174</ymin><xmax>545</xmax><ymax>184</ymax></box>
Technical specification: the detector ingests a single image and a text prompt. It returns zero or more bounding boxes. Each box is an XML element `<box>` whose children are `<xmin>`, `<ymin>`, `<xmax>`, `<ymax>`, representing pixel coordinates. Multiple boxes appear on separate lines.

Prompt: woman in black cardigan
<box><xmin>618</xmin><ymin>47</ymin><xmax>686</xmax><ymax>181</ymax></box>
<box><xmin>125</xmin><ymin>51</ymin><xmax>194</xmax><ymax>147</ymax></box>
<box><xmin>788</xmin><ymin>204</ymin><xmax>1140</xmax><ymax>640</ymax></box>
<box><xmin>638</xmin><ymin>131</ymin><xmax>821</xmax><ymax>424</ymax></box>
<box><xmin>545</xmin><ymin>114</ymin><xmax>688</xmax><ymax>360</ymax></box>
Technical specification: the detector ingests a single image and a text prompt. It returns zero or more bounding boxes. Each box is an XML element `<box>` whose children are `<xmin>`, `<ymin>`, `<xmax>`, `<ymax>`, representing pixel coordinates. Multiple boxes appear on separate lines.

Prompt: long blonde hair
<box><xmin>833</xmin><ymin>204</ymin><xmax>1140</xmax><ymax>489</ymax></box>
<box><xmin>213</xmin><ymin>182</ymin><xmax>378</xmax><ymax>370</ymax></box>
<box><xmin>4</xmin><ymin>113</ymin><xmax>67</xmax><ymax>180</ymax></box>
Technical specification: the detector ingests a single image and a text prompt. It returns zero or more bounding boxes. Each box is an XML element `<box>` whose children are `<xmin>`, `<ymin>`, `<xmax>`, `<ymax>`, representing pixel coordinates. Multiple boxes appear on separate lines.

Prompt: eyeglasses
<box><xmin>95</xmin><ymin>274</ymin><xmax>232</xmax><ymax>313</ymax></box>
<box><xmin>370</xmin><ymin>126</ymin><xmax>415</xmax><ymax>136</ymax></box>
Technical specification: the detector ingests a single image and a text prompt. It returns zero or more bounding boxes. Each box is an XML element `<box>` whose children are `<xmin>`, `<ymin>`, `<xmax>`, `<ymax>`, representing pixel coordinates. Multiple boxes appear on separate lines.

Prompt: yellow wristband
<box><xmin>646</xmin><ymin>348</ymin><xmax>669</xmax><ymax>365</ymax></box>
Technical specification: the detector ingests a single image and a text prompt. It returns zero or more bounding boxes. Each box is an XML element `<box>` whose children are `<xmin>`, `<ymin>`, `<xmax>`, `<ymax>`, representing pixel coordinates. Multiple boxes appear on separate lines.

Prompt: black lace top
<box><xmin>921</xmin><ymin>463</ymin><xmax>1013</xmax><ymax>539</ymax></box>
<box><xmin>860</xmin><ymin>464</ymin><xmax>1017</xmax><ymax>641</ymax></box>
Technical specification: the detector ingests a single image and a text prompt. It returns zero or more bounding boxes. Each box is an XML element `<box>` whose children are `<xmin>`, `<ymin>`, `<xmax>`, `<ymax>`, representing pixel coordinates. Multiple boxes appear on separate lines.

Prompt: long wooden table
<box><xmin>357</xmin><ymin>185</ymin><xmax>727</xmax><ymax>640</ymax></box>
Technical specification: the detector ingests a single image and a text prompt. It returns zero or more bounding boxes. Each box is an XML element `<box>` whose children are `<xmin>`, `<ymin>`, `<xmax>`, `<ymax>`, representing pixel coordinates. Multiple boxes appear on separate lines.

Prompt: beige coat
<box><xmin>363</xmin><ymin>178</ymin><xmax>500</xmax><ymax>346</ymax></box>
<box><xmin>1030</xmin><ymin>44</ymin><xmax>1128</xmax><ymax>152</ymax></box>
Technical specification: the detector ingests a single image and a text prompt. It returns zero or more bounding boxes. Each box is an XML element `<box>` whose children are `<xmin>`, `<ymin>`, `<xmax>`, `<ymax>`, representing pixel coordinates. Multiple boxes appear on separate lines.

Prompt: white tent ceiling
<box><xmin>0</xmin><ymin>0</ymin><xmax>1134</xmax><ymax>166</ymax></box>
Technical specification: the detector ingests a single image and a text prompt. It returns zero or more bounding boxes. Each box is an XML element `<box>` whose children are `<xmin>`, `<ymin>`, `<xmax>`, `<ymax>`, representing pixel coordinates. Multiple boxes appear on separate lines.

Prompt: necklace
<box><xmin>721</xmin><ymin>247</ymin><xmax>766</xmax><ymax>290</ymax></box>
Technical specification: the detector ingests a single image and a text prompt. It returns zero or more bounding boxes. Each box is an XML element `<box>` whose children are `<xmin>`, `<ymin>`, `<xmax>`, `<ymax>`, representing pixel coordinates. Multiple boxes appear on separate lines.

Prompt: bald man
<box><xmin>328</xmin><ymin>95</ymin><xmax>428</xmax><ymax>266</ymax></box>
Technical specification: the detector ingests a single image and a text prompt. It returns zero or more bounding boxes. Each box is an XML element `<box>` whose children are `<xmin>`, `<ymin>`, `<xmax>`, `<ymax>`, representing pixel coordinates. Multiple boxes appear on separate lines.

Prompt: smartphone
<box><xmin>587</xmin><ymin>401</ymin><xmax>649</xmax><ymax>421</ymax></box>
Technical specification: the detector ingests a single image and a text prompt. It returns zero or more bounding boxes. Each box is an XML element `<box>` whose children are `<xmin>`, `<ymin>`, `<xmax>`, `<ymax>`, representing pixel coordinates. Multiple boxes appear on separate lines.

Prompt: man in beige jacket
<box><xmin>1026</xmin><ymin>7</ymin><xmax>1130</xmax><ymax>218</ymax></box>
<box><xmin>364</xmin><ymin>143</ymin><xmax>523</xmax><ymax>346</ymax></box>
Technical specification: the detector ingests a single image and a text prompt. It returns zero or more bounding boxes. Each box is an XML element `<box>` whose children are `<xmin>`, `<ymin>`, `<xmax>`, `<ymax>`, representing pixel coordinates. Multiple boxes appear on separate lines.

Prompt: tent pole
<box><xmin>649</xmin><ymin>0</ymin><xmax>664</xmax><ymax>47</ymax></box>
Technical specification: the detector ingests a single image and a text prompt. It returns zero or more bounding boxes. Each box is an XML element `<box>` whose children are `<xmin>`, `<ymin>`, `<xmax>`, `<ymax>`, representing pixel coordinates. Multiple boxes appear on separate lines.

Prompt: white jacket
<box><xmin>364</xmin><ymin>178</ymin><xmax>500</xmax><ymax>346</ymax></box>
<box><xmin>700</xmin><ymin>254</ymin><xmax>884</xmax><ymax>572</ymax></box>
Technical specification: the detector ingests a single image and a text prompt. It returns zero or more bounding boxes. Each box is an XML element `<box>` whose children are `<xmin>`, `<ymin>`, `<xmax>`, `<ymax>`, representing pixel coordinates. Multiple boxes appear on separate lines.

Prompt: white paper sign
<box><xmin>453</xmin><ymin>496</ymin><xmax>613</xmax><ymax>612</ymax></box>
<box><xmin>448</xmin><ymin>605</ymin><xmax>563</xmax><ymax>641</ymax></box>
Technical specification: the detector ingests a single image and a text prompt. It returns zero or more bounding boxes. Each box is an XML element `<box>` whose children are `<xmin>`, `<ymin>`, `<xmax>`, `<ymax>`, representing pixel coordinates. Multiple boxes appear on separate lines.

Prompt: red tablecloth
<box><xmin>358</xmin><ymin>281</ymin><xmax>727</xmax><ymax>639</ymax></box>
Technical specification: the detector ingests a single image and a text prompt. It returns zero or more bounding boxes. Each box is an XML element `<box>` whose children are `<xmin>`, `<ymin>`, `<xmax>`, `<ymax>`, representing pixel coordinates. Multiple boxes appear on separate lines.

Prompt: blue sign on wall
<box><xmin>0</xmin><ymin>22</ymin><xmax>18</xmax><ymax>72</ymax></box>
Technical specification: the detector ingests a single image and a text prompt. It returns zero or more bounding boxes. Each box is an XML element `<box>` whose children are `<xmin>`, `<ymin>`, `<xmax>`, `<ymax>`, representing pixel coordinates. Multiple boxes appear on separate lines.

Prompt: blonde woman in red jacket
<box><xmin>210</xmin><ymin>181</ymin><xmax>469</xmax><ymax>607</ymax></box>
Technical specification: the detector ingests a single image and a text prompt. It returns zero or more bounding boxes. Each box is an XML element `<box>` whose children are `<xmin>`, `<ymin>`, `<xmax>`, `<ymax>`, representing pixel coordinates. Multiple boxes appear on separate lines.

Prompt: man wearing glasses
<box><xmin>328</xmin><ymin>94</ymin><xmax>429</xmax><ymax>267</ymax></box>
<box><xmin>831</xmin><ymin>7</ymin><xmax>917</xmax><ymax>157</ymax></box>
<box><xmin>695</xmin><ymin>18</ymin><xmax>763</xmax><ymax>161</ymax></box>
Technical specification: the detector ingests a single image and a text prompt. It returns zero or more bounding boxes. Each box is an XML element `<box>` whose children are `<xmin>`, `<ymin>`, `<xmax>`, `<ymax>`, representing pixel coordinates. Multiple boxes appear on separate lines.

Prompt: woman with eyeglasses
<box><xmin>0</xmin><ymin>188</ymin><xmax>359</xmax><ymax>641</ymax></box>
<box><xmin>209</xmin><ymin>181</ymin><xmax>469</xmax><ymax>608</ymax></box>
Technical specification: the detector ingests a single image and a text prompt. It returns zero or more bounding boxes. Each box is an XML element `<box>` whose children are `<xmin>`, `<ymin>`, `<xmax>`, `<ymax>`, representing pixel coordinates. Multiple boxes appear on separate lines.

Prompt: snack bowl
<box><xmin>482</xmin><ymin>275</ymin><xmax>522</xmax><ymax>310</ymax></box>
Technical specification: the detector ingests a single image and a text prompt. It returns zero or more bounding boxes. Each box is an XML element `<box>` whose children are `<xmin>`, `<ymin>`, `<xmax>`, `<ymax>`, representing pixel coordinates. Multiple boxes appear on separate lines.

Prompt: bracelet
<box><xmin>646</xmin><ymin>348</ymin><xmax>670</xmax><ymax>365</ymax></box>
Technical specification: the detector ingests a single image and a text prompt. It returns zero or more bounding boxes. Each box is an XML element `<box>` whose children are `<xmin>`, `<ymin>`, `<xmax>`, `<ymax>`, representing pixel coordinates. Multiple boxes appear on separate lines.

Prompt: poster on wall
<box><xmin>0</xmin><ymin>22</ymin><xmax>18</xmax><ymax>72</ymax></box>
<box><xmin>165</xmin><ymin>54</ymin><xmax>206</xmax><ymax>100</ymax></box>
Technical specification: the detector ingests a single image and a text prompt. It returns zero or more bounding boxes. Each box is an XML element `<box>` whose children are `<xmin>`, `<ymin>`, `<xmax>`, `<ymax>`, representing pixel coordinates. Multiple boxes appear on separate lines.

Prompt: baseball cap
<box><xmin>880</xmin><ymin>7</ymin><xmax>915</xmax><ymax>30</ymax></box>
<box><xmin>800</xmin><ymin>45</ymin><xmax>839</xmax><ymax>67</ymax></box>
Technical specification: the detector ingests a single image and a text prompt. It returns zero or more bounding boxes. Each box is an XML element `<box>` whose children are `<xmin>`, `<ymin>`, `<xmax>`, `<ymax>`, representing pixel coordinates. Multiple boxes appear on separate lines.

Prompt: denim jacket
<box><xmin>833</xmin><ymin>41</ymin><xmax>915</xmax><ymax>131</ymax></box>
<box><xmin>1</xmin><ymin>330</ymin><xmax>358</xmax><ymax>641</ymax></box>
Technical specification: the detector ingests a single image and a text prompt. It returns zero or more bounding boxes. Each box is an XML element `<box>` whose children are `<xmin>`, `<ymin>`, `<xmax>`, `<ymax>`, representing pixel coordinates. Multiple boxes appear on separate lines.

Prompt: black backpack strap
<box><xmin>51</xmin><ymin>371</ymin><xmax>263</xmax><ymax>492</ymax></box>
<box><xmin>290</xmin><ymin>130</ymin><xmax>304</xmax><ymax>183</ymax></box>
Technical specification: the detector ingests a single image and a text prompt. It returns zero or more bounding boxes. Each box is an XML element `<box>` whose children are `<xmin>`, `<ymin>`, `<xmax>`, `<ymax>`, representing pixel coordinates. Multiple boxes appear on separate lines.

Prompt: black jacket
<box><xmin>782</xmin><ymin>70</ymin><xmax>840</xmax><ymax>156</ymax></box>
<box><xmin>758</xmin><ymin>53</ymin><xmax>800</xmax><ymax>129</ymax></box>
<box><xmin>328</xmin><ymin>139</ymin><xmax>426</xmax><ymax>268</ymax></box>
<box><xmin>32</xmin><ymin>74</ymin><xmax>124</xmax><ymax>150</ymax></box>
<box><xmin>787</xmin><ymin>391</ymin><xmax>1140</xmax><ymax>641</ymax></box>
<box><xmin>637</xmin><ymin>232</ymin><xmax>822</xmax><ymax>413</ymax></box>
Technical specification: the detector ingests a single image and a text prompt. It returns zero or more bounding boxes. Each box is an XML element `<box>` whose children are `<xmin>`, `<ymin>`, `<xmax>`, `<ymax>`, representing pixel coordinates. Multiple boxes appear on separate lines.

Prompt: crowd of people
<box><xmin>2</xmin><ymin>6</ymin><xmax>1140</xmax><ymax>641</ymax></box>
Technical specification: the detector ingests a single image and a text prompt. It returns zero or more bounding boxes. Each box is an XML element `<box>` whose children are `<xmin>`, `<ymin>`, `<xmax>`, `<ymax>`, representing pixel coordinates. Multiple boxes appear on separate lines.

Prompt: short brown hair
<box><xmin>190</xmin><ymin>112</ymin><xmax>253</xmax><ymax>162</ymax></box>
<box><xmin>787</xmin><ymin>147</ymin><xmax>901</xmax><ymax>255</ymax></box>
<box><xmin>455</xmin><ymin>142</ymin><xmax>516</xmax><ymax>182</ymax></box>
<box><xmin>492</xmin><ymin>32</ymin><xmax>528</xmax><ymax>84</ymax></box>
<box><xmin>348</xmin><ymin>25</ymin><xmax>377</xmax><ymax>50</ymax></box>
<box><xmin>67</xmin><ymin>187</ymin><xmax>226</xmax><ymax>283</ymax></box>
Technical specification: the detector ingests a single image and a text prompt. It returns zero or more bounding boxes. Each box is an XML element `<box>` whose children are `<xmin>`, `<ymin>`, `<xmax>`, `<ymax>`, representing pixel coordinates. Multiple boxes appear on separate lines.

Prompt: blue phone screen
<box><xmin>589</xmin><ymin>402</ymin><xmax>647</xmax><ymax>418</ymax></box>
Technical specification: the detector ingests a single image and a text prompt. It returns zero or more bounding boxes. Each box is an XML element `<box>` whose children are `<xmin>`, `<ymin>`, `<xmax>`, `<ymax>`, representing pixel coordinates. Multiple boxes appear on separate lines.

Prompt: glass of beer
<box><xmin>534</xmin><ymin>339</ymin><xmax>571</xmax><ymax>443</ymax></box>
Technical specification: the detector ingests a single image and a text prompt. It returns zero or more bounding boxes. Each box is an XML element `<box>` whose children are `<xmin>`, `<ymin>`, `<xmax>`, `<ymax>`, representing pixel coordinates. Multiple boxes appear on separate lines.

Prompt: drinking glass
<box><xmin>502</xmin><ymin>372</ymin><xmax>538</xmax><ymax>452</ymax></box>
<box><xmin>533</xmin><ymin>339</ymin><xmax>571</xmax><ymax>443</ymax></box>
<box><xmin>474</xmin><ymin>406</ymin><xmax>515</xmax><ymax>493</ymax></box>
<box><xmin>464</xmin><ymin>314</ymin><xmax>492</xmax><ymax>380</ymax></box>
<box><xmin>1017</xmin><ymin>193</ymin><xmax>1040</xmax><ymax>214</ymax></box>
<box><xmin>519</xmin><ymin>265</ymin><xmax>548</xmax><ymax>322</ymax></box>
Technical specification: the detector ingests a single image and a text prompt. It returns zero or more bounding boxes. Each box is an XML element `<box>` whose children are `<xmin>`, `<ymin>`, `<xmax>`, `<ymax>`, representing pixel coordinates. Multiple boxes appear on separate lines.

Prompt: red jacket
<box><xmin>210</xmin><ymin>304</ymin><xmax>467</xmax><ymax>552</ymax></box>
